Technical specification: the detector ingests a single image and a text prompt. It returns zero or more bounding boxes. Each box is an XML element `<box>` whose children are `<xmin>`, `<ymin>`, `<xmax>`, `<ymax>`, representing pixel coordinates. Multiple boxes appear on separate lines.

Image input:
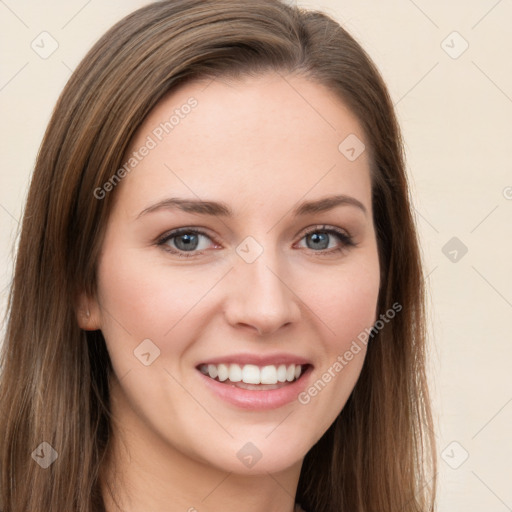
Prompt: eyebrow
<box><xmin>137</xmin><ymin>193</ymin><xmax>367</xmax><ymax>219</ymax></box>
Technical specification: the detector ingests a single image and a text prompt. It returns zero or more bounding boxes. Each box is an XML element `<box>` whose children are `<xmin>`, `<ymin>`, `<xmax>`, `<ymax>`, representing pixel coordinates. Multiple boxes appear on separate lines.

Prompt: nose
<box><xmin>223</xmin><ymin>250</ymin><xmax>301</xmax><ymax>336</ymax></box>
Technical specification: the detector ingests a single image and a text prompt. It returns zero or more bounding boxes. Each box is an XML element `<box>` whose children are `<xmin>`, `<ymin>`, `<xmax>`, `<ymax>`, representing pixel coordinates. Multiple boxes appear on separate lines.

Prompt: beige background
<box><xmin>1</xmin><ymin>1</ymin><xmax>511</xmax><ymax>510</ymax></box>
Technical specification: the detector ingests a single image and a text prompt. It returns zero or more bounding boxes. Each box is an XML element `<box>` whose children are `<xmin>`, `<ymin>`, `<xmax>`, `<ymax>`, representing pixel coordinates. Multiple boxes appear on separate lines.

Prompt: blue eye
<box><xmin>156</xmin><ymin>225</ymin><xmax>355</xmax><ymax>258</ymax></box>
<box><xmin>157</xmin><ymin>228</ymin><xmax>214</xmax><ymax>257</ymax></box>
<box><xmin>299</xmin><ymin>226</ymin><xmax>355</xmax><ymax>254</ymax></box>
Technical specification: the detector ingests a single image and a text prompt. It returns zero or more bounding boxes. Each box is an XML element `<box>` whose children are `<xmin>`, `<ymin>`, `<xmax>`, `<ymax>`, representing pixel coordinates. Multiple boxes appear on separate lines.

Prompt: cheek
<box><xmin>302</xmin><ymin>257</ymin><xmax>380</xmax><ymax>350</ymax></box>
<box><xmin>96</xmin><ymin>232</ymin><xmax>380</xmax><ymax>367</ymax></box>
<box><xmin>291</xmin><ymin>258</ymin><xmax>379</xmax><ymax>428</ymax></box>
<box><xmin>333</xmin><ymin>274</ymin><xmax>379</xmax><ymax>343</ymax></box>
<box><xmin>95</xmin><ymin>245</ymin><xmax>215</xmax><ymax>366</ymax></box>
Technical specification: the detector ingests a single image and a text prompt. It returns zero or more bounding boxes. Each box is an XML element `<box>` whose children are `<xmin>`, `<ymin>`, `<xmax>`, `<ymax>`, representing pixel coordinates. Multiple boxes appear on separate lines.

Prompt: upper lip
<box><xmin>196</xmin><ymin>352</ymin><xmax>313</xmax><ymax>368</ymax></box>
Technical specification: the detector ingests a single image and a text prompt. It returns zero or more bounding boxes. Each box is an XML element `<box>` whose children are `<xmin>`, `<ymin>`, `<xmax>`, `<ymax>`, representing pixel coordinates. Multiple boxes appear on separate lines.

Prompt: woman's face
<box><xmin>84</xmin><ymin>72</ymin><xmax>380</xmax><ymax>475</ymax></box>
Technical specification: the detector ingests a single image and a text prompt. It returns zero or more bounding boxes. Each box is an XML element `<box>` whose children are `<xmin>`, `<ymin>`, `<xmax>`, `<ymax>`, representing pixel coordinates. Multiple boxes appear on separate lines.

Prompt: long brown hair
<box><xmin>0</xmin><ymin>1</ymin><xmax>437</xmax><ymax>510</ymax></box>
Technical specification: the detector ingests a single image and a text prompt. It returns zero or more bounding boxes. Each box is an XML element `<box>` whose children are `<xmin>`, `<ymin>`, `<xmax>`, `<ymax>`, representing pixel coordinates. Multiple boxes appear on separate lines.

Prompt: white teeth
<box><xmin>228</xmin><ymin>363</ymin><xmax>242</xmax><ymax>382</ymax></box>
<box><xmin>277</xmin><ymin>364</ymin><xmax>287</xmax><ymax>383</ymax></box>
<box><xmin>260</xmin><ymin>365</ymin><xmax>277</xmax><ymax>384</ymax></box>
<box><xmin>242</xmin><ymin>364</ymin><xmax>260</xmax><ymax>384</ymax></box>
<box><xmin>199</xmin><ymin>363</ymin><xmax>305</xmax><ymax>385</ymax></box>
<box><xmin>217</xmin><ymin>363</ymin><xmax>229</xmax><ymax>382</ymax></box>
<box><xmin>207</xmin><ymin>364</ymin><xmax>218</xmax><ymax>379</ymax></box>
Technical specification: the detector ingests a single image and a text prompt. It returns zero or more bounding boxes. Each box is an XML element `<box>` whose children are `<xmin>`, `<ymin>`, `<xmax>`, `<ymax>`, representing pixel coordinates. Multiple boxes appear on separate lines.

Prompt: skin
<box><xmin>78</xmin><ymin>72</ymin><xmax>381</xmax><ymax>512</ymax></box>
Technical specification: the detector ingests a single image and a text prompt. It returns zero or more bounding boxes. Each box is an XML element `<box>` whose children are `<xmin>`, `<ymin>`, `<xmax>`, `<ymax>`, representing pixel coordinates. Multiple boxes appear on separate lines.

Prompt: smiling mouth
<box><xmin>197</xmin><ymin>363</ymin><xmax>310</xmax><ymax>390</ymax></box>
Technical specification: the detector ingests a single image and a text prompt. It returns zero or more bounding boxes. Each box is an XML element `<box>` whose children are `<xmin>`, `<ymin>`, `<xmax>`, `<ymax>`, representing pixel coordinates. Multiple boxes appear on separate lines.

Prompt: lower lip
<box><xmin>196</xmin><ymin>365</ymin><xmax>313</xmax><ymax>410</ymax></box>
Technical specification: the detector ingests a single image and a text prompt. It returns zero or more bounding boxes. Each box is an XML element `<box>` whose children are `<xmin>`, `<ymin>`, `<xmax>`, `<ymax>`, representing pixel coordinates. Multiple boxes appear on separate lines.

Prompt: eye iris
<box><xmin>165</xmin><ymin>229</ymin><xmax>343</xmax><ymax>254</ymax></box>
<box><xmin>307</xmin><ymin>232</ymin><xmax>329</xmax><ymax>250</ymax></box>
<box><xmin>175</xmin><ymin>233</ymin><xmax>199</xmax><ymax>251</ymax></box>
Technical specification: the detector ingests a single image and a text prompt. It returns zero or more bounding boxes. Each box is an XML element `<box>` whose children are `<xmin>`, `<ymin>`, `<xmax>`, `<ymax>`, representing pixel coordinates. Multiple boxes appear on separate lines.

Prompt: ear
<box><xmin>75</xmin><ymin>290</ymin><xmax>101</xmax><ymax>331</ymax></box>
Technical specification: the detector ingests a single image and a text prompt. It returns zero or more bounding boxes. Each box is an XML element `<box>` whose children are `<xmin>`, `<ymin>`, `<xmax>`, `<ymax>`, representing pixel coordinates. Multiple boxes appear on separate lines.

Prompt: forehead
<box><xmin>113</xmin><ymin>72</ymin><xmax>372</xmax><ymax>218</ymax></box>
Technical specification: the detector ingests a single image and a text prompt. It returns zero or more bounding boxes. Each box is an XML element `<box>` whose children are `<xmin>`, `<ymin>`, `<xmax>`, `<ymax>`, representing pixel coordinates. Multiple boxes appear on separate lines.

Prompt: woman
<box><xmin>0</xmin><ymin>1</ymin><xmax>437</xmax><ymax>511</ymax></box>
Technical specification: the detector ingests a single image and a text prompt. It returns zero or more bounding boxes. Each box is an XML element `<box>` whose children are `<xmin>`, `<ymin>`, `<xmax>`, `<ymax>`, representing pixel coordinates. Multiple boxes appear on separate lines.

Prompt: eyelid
<box><xmin>155</xmin><ymin>227</ymin><xmax>220</xmax><ymax>257</ymax></box>
<box><xmin>294</xmin><ymin>224</ymin><xmax>356</xmax><ymax>256</ymax></box>
<box><xmin>156</xmin><ymin>224</ymin><xmax>356</xmax><ymax>257</ymax></box>
<box><xmin>156</xmin><ymin>226</ymin><xmax>217</xmax><ymax>245</ymax></box>
<box><xmin>296</xmin><ymin>224</ymin><xmax>353</xmax><ymax>242</ymax></box>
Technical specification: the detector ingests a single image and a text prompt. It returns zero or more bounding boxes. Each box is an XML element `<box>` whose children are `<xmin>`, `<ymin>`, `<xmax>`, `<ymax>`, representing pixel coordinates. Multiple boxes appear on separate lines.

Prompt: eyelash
<box><xmin>156</xmin><ymin>225</ymin><xmax>357</xmax><ymax>259</ymax></box>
